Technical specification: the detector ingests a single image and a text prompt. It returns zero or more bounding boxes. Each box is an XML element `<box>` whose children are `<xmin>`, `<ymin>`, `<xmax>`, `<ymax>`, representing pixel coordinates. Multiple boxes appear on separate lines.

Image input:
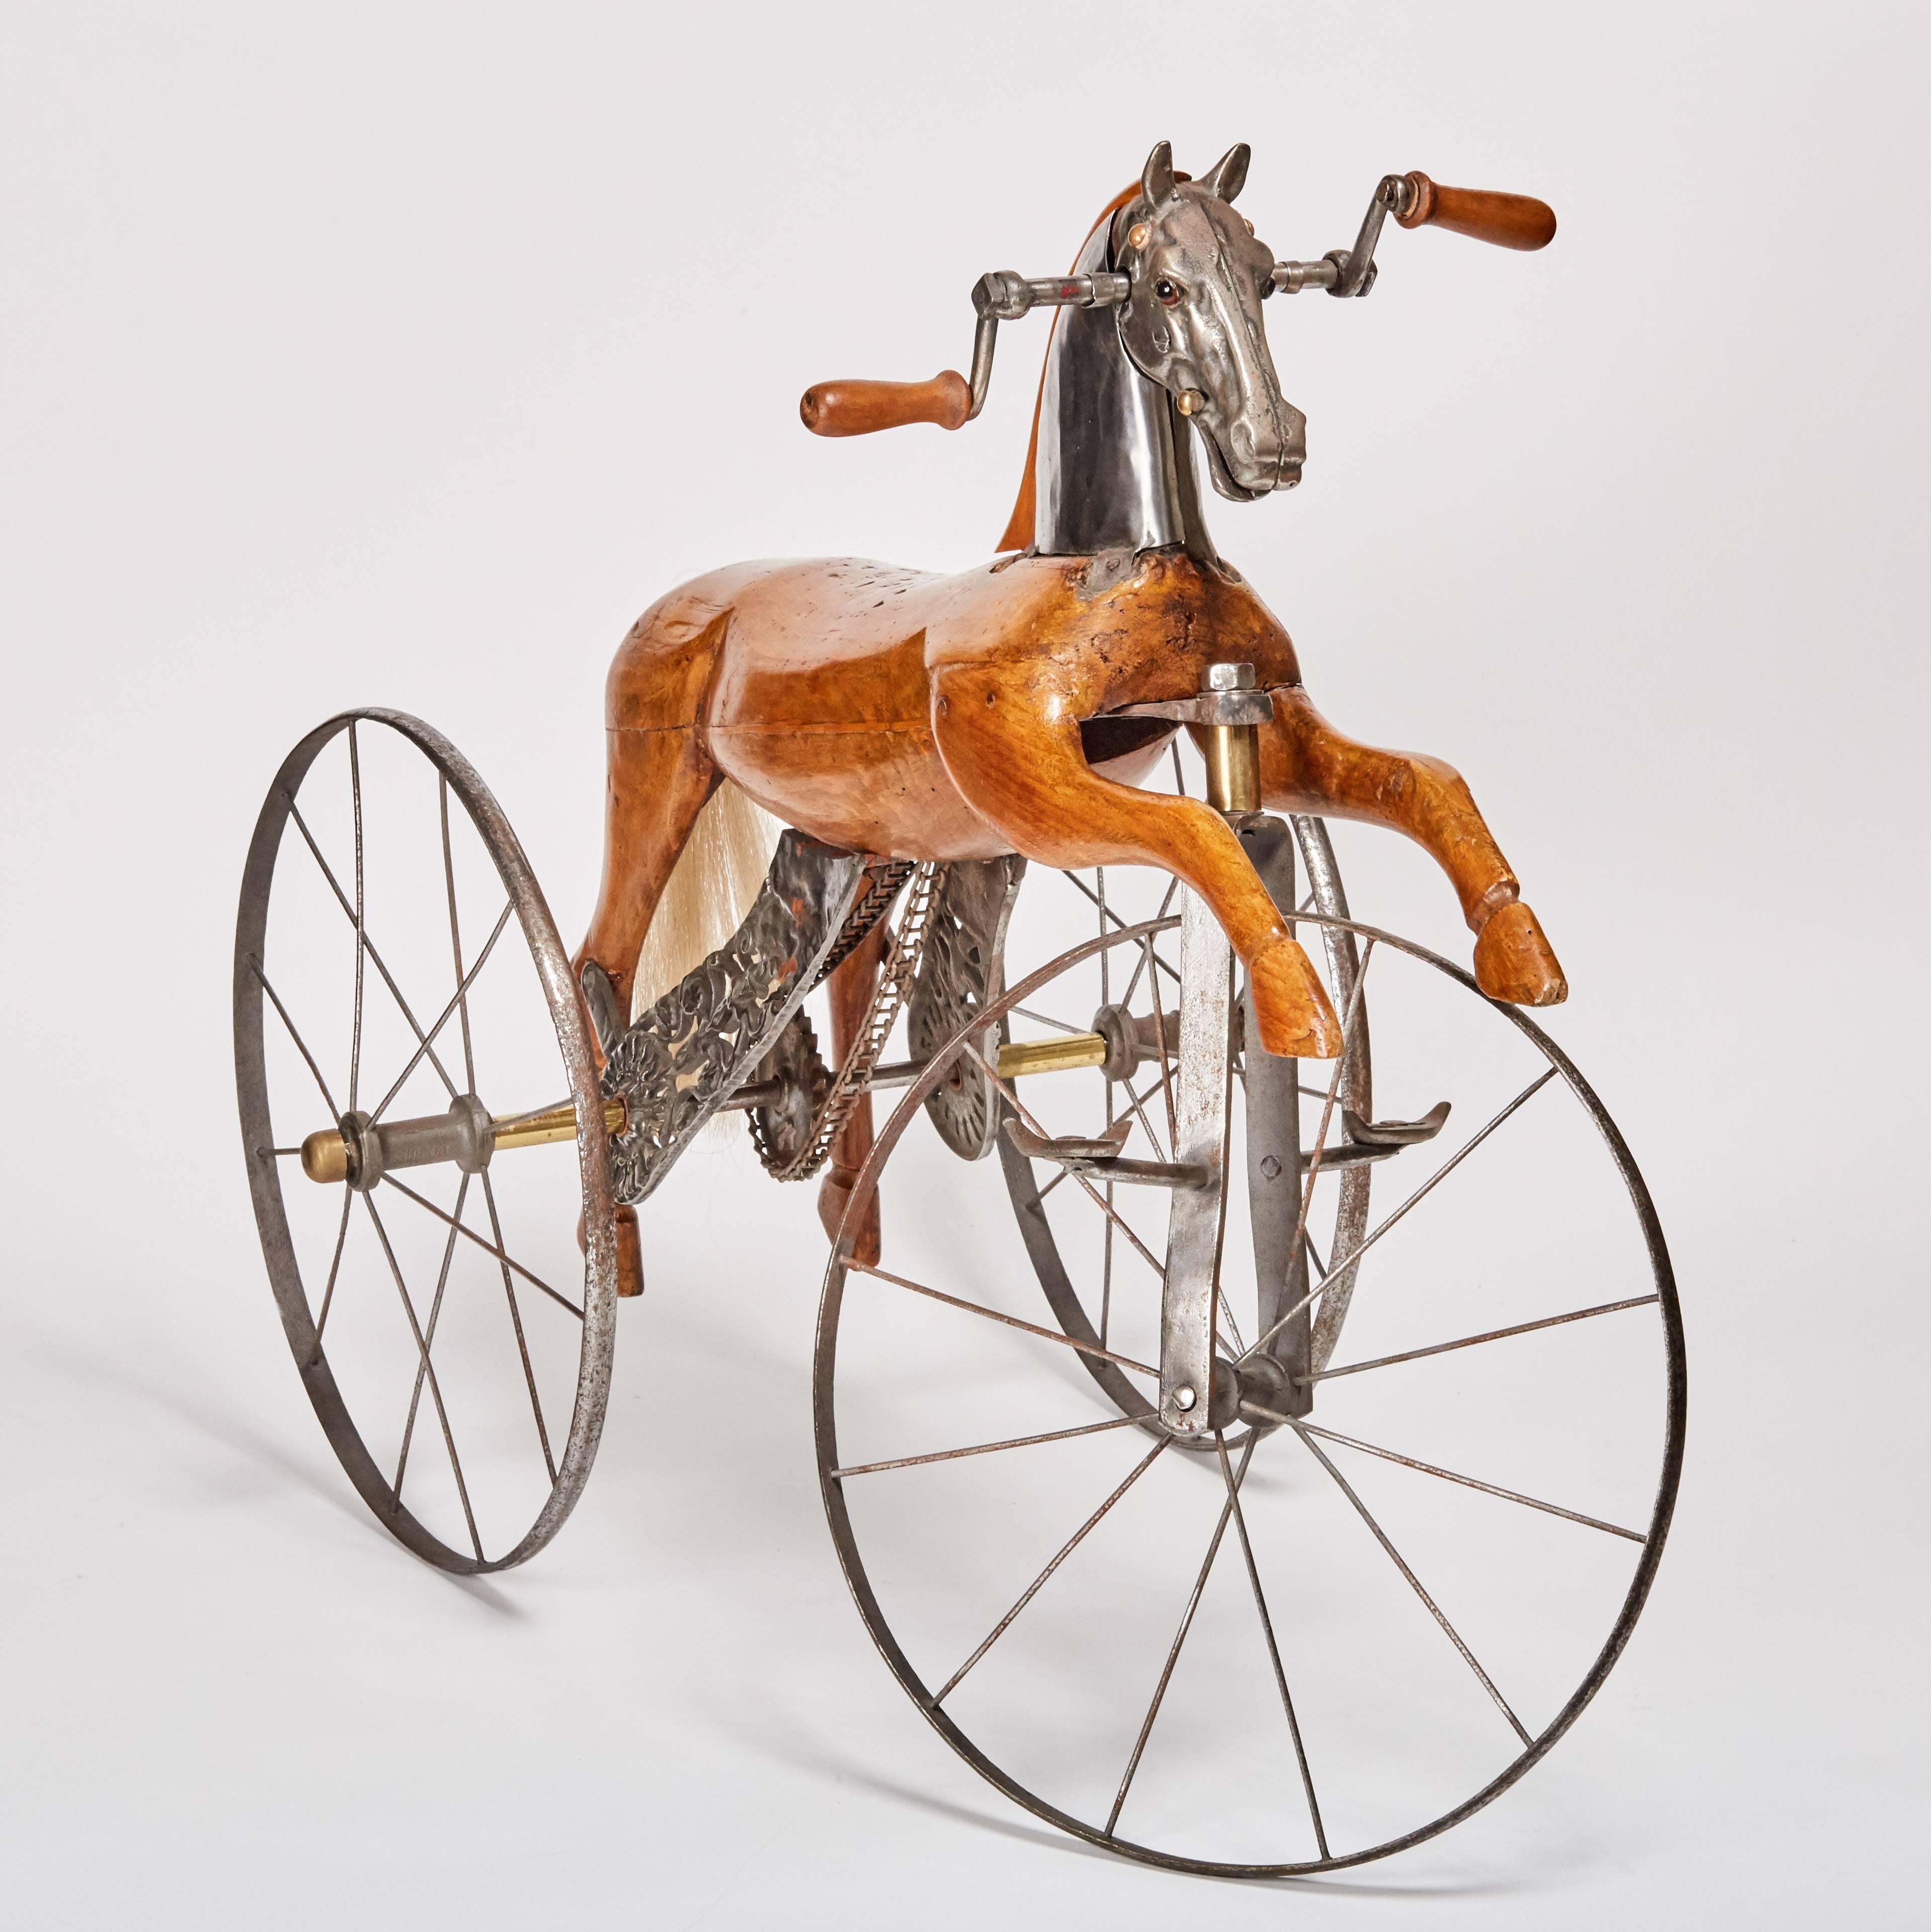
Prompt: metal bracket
<box><xmin>1103</xmin><ymin>686</ymin><xmax>1276</xmax><ymax>729</ymax></box>
<box><xmin>1270</xmin><ymin>173</ymin><xmax>1415</xmax><ymax>299</ymax></box>
<box><xmin>962</xmin><ymin>268</ymin><xmax>1133</xmax><ymax>420</ymax></box>
<box><xmin>1159</xmin><ymin>889</ymin><xmax>1236</xmax><ymax>1437</ymax></box>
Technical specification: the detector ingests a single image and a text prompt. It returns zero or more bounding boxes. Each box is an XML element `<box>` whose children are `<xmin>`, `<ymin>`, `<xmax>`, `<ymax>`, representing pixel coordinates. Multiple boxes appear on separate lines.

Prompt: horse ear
<box><xmin>1141</xmin><ymin>140</ymin><xmax>1177</xmax><ymax>208</ymax></box>
<box><xmin>1200</xmin><ymin>142</ymin><xmax>1250</xmax><ymax>204</ymax></box>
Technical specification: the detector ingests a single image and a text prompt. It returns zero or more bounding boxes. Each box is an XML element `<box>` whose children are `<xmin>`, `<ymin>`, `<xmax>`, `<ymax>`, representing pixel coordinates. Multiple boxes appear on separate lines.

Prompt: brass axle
<box><xmin>300</xmin><ymin>1096</ymin><xmax>628</xmax><ymax>1186</ymax></box>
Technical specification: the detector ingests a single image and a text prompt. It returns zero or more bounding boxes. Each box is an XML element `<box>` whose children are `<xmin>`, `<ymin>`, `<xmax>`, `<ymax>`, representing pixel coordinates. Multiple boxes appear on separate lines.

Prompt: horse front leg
<box><xmin>1258</xmin><ymin>687</ymin><xmax>1567</xmax><ymax>1005</ymax></box>
<box><xmin>933</xmin><ymin>669</ymin><xmax>1342</xmax><ymax>1058</ymax></box>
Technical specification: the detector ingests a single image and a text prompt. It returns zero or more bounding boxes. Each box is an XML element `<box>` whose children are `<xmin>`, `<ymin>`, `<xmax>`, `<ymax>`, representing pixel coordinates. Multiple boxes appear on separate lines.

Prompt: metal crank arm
<box><xmin>799</xmin><ymin>269</ymin><xmax>1129</xmax><ymax>437</ymax></box>
<box><xmin>1271</xmin><ymin>170</ymin><xmax>1558</xmax><ymax>299</ymax></box>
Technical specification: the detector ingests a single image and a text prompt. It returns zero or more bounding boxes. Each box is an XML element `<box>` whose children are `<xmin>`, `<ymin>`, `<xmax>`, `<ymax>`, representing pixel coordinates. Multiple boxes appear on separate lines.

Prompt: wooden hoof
<box><xmin>1249</xmin><ymin>935</ymin><xmax>1345</xmax><ymax>1059</ymax></box>
<box><xmin>818</xmin><ymin>1167</ymin><xmax>882</xmax><ymax>1266</ymax></box>
<box><xmin>614</xmin><ymin>1203</ymin><xmax>645</xmax><ymax>1298</ymax></box>
<box><xmin>1473</xmin><ymin>901</ymin><xmax>1568</xmax><ymax>1006</ymax></box>
<box><xmin>580</xmin><ymin>1204</ymin><xmax>646</xmax><ymax>1298</ymax></box>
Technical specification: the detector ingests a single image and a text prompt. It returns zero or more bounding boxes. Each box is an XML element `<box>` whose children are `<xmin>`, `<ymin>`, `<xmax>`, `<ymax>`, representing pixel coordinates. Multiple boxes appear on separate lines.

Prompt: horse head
<box><xmin>1112</xmin><ymin>141</ymin><xmax>1305</xmax><ymax>501</ymax></box>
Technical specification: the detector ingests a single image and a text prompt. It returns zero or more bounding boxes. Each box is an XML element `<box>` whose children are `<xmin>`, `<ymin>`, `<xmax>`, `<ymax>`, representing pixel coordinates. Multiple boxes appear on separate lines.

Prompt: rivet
<box><xmin>1177</xmin><ymin>388</ymin><xmax>1207</xmax><ymax>417</ymax></box>
<box><xmin>1260</xmin><ymin>1154</ymin><xmax>1281</xmax><ymax>1180</ymax></box>
<box><xmin>1128</xmin><ymin>221</ymin><xmax>1151</xmax><ymax>251</ymax></box>
<box><xmin>1173</xmin><ymin>1385</ymin><xmax>1197</xmax><ymax>1412</ymax></box>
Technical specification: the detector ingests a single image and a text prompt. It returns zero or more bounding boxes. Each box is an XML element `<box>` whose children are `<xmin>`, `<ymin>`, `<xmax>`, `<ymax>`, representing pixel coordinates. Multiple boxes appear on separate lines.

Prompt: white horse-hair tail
<box><xmin>631</xmin><ymin>778</ymin><xmax>786</xmax><ymax>1154</ymax></box>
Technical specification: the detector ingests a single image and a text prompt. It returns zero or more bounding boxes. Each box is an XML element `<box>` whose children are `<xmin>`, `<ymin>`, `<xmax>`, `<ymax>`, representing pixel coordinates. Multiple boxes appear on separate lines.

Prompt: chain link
<box><xmin>762</xmin><ymin>861</ymin><xmax>946</xmax><ymax>1181</ymax></box>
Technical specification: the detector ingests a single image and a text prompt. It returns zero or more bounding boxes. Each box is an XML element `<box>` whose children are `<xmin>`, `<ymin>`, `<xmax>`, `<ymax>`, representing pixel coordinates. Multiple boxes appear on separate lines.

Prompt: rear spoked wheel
<box><xmin>235</xmin><ymin>710</ymin><xmax>617</xmax><ymax>1573</ymax></box>
<box><xmin>814</xmin><ymin>893</ymin><xmax>1683</xmax><ymax>1873</ymax></box>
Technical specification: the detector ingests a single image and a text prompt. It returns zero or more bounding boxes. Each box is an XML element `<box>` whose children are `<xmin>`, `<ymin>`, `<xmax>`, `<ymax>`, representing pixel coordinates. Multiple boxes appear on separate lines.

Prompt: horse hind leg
<box><xmin>816</xmin><ymin>919</ymin><xmax>888</xmax><ymax>1265</ymax></box>
<box><xmin>574</xmin><ymin>724</ymin><xmax>720</xmax><ymax>1034</ymax></box>
<box><xmin>1259</xmin><ymin>687</ymin><xmax>1567</xmax><ymax>1005</ymax></box>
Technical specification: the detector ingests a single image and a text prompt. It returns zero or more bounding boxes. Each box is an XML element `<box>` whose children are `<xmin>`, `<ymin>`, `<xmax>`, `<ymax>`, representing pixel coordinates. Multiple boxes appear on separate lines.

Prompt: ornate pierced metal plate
<box><xmin>601</xmin><ymin>831</ymin><xmax>878</xmax><ymax>1203</ymax></box>
<box><xmin>906</xmin><ymin>854</ymin><xmax>1027</xmax><ymax>1160</ymax></box>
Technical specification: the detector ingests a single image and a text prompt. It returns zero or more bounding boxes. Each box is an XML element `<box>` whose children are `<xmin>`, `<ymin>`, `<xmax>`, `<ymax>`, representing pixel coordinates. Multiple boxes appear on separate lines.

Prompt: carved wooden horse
<box><xmin>575</xmin><ymin>141</ymin><xmax>1567</xmax><ymax>1252</ymax></box>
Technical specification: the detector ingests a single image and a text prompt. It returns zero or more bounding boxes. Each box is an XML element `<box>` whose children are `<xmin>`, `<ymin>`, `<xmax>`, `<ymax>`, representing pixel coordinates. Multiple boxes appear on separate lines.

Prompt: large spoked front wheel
<box><xmin>814</xmin><ymin>894</ymin><xmax>1684</xmax><ymax>1874</ymax></box>
<box><xmin>235</xmin><ymin>710</ymin><xmax>617</xmax><ymax>1573</ymax></box>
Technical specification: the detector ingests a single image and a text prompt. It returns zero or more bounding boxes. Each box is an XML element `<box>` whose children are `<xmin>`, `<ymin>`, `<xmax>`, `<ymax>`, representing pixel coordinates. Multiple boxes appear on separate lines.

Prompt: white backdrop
<box><xmin>3</xmin><ymin>3</ymin><xmax>1926</xmax><ymax>1924</ymax></box>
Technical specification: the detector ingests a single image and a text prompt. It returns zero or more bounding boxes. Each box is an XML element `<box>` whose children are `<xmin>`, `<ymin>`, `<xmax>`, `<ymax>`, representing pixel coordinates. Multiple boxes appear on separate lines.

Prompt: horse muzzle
<box><xmin>1210</xmin><ymin>406</ymin><xmax>1308</xmax><ymax>497</ymax></box>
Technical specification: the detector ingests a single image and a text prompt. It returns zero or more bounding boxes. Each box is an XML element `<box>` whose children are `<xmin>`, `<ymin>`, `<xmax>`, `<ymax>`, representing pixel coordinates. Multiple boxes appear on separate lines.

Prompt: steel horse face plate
<box><xmin>1113</xmin><ymin>141</ymin><xmax>1306</xmax><ymax>501</ymax></box>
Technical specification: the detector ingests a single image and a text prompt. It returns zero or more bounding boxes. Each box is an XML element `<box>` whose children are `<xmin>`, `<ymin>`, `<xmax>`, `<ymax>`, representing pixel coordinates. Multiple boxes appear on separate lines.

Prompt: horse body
<box><xmin>576</xmin><ymin>142</ymin><xmax>1568</xmax><ymax>1246</ymax></box>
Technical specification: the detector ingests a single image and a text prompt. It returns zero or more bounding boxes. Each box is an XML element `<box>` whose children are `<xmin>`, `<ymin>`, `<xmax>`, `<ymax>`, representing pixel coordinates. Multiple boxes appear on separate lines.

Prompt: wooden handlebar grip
<box><xmin>799</xmin><ymin>370</ymin><xmax>972</xmax><ymax>437</ymax></box>
<box><xmin>1397</xmin><ymin>173</ymin><xmax>1556</xmax><ymax>251</ymax></box>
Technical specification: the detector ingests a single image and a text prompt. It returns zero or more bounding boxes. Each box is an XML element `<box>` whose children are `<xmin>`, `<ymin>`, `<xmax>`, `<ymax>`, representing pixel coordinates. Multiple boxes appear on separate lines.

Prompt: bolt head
<box><xmin>1172</xmin><ymin>1384</ymin><xmax>1197</xmax><ymax>1412</ymax></box>
<box><xmin>1204</xmin><ymin>661</ymin><xmax>1258</xmax><ymax>691</ymax></box>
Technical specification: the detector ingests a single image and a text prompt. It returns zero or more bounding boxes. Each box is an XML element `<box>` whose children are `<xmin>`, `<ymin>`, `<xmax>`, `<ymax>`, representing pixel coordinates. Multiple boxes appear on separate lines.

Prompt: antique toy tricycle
<box><xmin>235</xmin><ymin>145</ymin><xmax>1683</xmax><ymax>1875</ymax></box>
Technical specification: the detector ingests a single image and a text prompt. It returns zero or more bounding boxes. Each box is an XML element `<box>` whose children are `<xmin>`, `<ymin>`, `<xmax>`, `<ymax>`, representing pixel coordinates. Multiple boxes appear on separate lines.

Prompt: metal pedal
<box><xmin>1002</xmin><ymin>1116</ymin><xmax>1209</xmax><ymax>1190</ymax></box>
<box><xmin>1342</xmin><ymin>1101</ymin><xmax>1450</xmax><ymax>1147</ymax></box>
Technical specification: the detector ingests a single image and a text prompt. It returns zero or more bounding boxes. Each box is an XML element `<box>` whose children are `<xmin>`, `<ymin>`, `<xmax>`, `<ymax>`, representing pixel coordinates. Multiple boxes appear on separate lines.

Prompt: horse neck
<box><xmin>1031</xmin><ymin>221</ymin><xmax>1217</xmax><ymax>561</ymax></box>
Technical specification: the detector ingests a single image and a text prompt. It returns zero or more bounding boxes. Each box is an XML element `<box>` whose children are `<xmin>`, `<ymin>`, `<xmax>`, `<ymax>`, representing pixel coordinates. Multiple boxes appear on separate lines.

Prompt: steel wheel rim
<box><xmin>814</xmin><ymin>911</ymin><xmax>1685</xmax><ymax>1875</ymax></box>
<box><xmin>234</xmin><ymin>708</ymin><xmax>617</xmax><ymax>1574</ymax></box>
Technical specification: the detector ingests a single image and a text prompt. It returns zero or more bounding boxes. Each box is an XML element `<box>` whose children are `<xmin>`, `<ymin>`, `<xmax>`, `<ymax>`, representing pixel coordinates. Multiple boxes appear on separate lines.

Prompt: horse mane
<box><xmin>995</xmin><ymin>179</ymin><xmax>1161</xmax><ymax>553</ymax></box>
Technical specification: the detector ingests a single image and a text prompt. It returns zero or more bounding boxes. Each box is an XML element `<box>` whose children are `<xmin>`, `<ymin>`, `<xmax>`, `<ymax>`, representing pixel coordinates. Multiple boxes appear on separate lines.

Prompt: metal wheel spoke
<box><xmin>1214</xmin><ymin>1430</ymin><xmax>1327</xmax><ymax>1859</ymax></box>
<box><xmin>248</xmin><ymin>954</ymin><xmax>341</xmax><ymax>1120</ymax></box>
<box><xmin>439</xmin><ymin>776</ymin><xmax>479</xmax><ymax>1091</ymax></box>
<box><xmin>1304</xmin><ymin>1295</ymin><xmax>1661</xmax><ymax>1386</ymax></box>
<box><xmin>831</xmin><ymin>1414</ymin><xmax>1139</xmax><ymax>1480</ymax></box>
<box><xmin>1011</xmin><ymin>1005</ymin><xmax>1086</xmax><ymax>1037</ymax></box>
<box><xmin>1101</xmin><ymin>1183</ymin><xmax>1114</xmax><ymax>1349</ymax></box>
<box><xmin>1106</xmin><ymin>1432</ymin><xmax>1256</xmax><ymax>1836</ymax></box>
<box><xmin>362</xmin><ymin>1192</ymin><xmax>483</xmax><ymax>1564</ymax></box>
<box><xmin>1119</xmin><ymin>881</ymin><xmax>1182</xmax><ymax>1013</ymax></box>
<box><xmin>847</xmin><ymin>1261</ymin><xmax>1156</xmax><ymax>1379</ymax></box>
<box><xmin>933</xmin><ymin>1436</ymin><xmax>1169</xmax><ymax>1708</ymax></box>
<box><xmin>972</xmin><ymin>1043</ymin><xmax>1166</xmax><ymax>1279</ymax></box>
<box><xmin>1241</xmin><ymin>1060</ymin><xmax>1557</xmax><ymax>1370</ymax></box>
<box><xmin>368</xmin><ymin>901</ymin><xmax>514</xmax><ymax>1124</ymax></box>
<box><xmin>1145</xmin><ymin>958</ymin><xmax>1179</xmax><ymax>1152</ymax></box>
<box><xmin>1061</xmin><ymin>871</ymin><xmax>1180</xmax><ymax>987</ymax></box>
<box><xmin>1112</xmin><ymin>1071</ymin><xmax>1172</xmax><ymax>1165</ymax></box>
<box><xmin>1291</xmin><ymin>1420</ymin><xmax>1644</xmax><ymax>1542</ymax></box>
<box><xmin>381</xmin><ymin>1173</ymin><xmax>583</xmax><ymax>1320</ymax></box>
<box><xmin>347</xmin><ymin>722</ymin><xmax>368</xmax><ymax>1115</ymax></box>
<box><xmin>394</xmin><ymin>1171</ymin><xmax>469</xmax><ymax>1496</ymax></box>
<box><xmin>480</xmin><ymin>1168</ymin><xmax>556</xmax><ymax>1483</ymax></box>
<box><xmin>283</xmin><ymin>795</ymin><xmax>461</xmax><ymax>1101</ymax></box>
<box><xmin>1214</xmin><ymin>1287</ymin><xmax>1247</xmax><ymax>1359</ymax></box>
<box><xmin>1290</xmin><ymin>1420</ymin><xmax>1531</xmax><ymax>1747</ymax></box>
<box><xmin>311</xmin><ymin>1186</ymin><xmax>353</xmax><ymax>1344</ymax></box>
<box><xmin>1097</xmin><ymin>866</ymin><xmax>1109</xmax><ymax>1005</ymax></box>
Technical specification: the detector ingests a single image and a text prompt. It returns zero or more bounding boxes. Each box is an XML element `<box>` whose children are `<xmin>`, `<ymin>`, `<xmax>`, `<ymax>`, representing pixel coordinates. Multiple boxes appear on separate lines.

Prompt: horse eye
<box><xmin>1154</xmin><ymin>278</ymin><xmax>1184</xmax><ymax>307</ymax></box>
